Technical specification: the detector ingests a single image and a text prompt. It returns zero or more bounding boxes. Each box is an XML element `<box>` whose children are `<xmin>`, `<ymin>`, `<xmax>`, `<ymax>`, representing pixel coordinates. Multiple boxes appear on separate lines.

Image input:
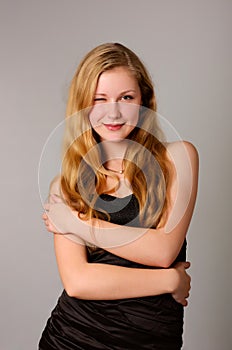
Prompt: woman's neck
<box><xmin>99</xmin><ymin>139</ymin><xmax>133</xmax><ymax>197</ymax></box>
<box><xmin>100</xmin><ymin>140</ymin><xmax>128</xmax><ymax>172</ymax></box>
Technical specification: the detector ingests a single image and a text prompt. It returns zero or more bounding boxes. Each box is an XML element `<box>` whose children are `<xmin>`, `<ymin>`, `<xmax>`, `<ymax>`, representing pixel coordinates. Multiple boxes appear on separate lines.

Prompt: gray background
<box><xmin>0</xmin><ymin>0</ymin><xmax>231</xmax><ymax>349</ymax></box>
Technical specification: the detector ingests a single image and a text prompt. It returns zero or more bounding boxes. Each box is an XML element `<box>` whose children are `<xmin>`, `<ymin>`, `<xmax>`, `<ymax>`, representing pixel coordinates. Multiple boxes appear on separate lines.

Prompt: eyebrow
<box><xmin>94</xmin><ymin>90</ymin><xmax>137</xmax><ymax>96</ymax></box>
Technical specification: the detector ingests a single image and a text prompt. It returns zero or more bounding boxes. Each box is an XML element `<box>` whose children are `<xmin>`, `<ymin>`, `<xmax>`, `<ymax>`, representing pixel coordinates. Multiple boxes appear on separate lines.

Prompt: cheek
<box><xmin>119</xmin><ymin>103</ymin><xmax>140</xmax><ymax>125</ymax></box>
<box><xmin>88</xmin><ymin>104</ymin><xmax>106</xmax><ymax>128</ymax></box>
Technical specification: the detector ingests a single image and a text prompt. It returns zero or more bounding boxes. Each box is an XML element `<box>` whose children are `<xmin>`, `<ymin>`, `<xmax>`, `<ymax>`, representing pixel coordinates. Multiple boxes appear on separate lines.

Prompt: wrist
<box><xmin>165</xmin><ymin>268</ymin><xmax>179</xmax><ymax>294</ymax></box>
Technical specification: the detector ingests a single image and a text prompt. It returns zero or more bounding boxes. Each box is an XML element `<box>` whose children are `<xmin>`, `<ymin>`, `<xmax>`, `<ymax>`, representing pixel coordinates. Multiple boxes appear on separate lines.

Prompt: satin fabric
<box><xmin>39</xmin><ymin>194</ymin><xmax>186</xmax><ymax>349</ymax></box>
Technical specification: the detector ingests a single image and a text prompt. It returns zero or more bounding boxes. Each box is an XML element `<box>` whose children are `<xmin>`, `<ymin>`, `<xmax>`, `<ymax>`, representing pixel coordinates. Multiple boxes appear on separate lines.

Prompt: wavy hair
<box><xmin>61</xmin><ymin>43</ymin><xmax>173</xmax><ymax>228</ymax></box>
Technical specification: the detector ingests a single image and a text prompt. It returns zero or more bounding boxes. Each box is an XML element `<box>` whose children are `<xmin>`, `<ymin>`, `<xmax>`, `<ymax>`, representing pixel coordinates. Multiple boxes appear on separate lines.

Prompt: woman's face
<box><xmin>89</xmin><ymin>66</ymin><xmax>142</xmax><ymax>142</ymax></box>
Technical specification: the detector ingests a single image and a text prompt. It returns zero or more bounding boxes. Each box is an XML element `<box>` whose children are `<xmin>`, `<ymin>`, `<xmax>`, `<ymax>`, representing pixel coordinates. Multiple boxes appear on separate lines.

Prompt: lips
<box><xmin>103</xmin><ymin>123</ymin><xmax>125</xmax><ymax>131</ymax></box>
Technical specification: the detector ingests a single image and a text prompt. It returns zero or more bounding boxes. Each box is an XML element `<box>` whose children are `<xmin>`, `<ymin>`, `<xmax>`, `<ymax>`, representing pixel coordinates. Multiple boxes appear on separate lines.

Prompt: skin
<box><xmin>89</xmin><ymin>66</ymin><xmax>142</xmax><ymax>143</ymax></box>
<box><xmin>42</xmin><ymin>67</ymin><xmax>198</xmax><ymax>306</ymax></box>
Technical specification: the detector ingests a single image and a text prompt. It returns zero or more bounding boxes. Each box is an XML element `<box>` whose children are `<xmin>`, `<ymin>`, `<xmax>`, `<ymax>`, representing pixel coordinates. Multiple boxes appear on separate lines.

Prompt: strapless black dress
<box><xmin>39</xmin><ymin>194</ymin><xmax>186</xmax><ymax>350</ymax></box>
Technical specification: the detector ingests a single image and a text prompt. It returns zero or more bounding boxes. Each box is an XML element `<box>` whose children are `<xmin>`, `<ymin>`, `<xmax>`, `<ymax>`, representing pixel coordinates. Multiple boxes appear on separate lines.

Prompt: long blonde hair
<box><xmin>61</xmin><ymin>43</ymin><xmax>172</xmax><ymax>228</ymax></box>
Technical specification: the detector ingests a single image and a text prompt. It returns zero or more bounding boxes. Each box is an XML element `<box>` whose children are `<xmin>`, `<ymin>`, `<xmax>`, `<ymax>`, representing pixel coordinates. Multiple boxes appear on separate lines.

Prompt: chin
<box><xmin>100</xmin><ymin>136</ymin><xmax>127</xmax><ymax>143</ymax></box>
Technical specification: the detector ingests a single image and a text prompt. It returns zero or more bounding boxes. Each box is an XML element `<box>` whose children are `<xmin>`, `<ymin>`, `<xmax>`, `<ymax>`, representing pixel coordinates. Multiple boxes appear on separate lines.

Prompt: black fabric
<box><xmin>39</xmin><ymin>194</ymin><xmax>186</xmax><ymax>350</ymax></box>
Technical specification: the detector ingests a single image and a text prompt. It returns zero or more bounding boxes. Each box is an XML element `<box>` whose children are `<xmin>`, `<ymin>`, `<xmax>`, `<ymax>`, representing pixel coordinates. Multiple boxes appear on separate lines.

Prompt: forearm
<box><xmin>47</xmin><ymin>142</ymin><xmax>198</xmax><ymax>267</ymax></box>
<box><xmin>93</xmin><ymin>220</ymin><xmax>185</xmax><ymax>267</ymax></box>
<box><xmin>66</xmin><ymin>263</ymin><xmax>175</xmax><ymax>300</ymax></box>
<box><xmin>47</xmin><ymin>203</ymin><xmax>185</xmax><ymax>267</ymax></box>
<box><xmin>54</xmin><ymin>233</ymin><xmax>190</xmax><ymax>305</ymax></box>
<box><xmin>54</xmin><ymin>232</ymin><xmax>177</xmax><ymax>300</ymax></box>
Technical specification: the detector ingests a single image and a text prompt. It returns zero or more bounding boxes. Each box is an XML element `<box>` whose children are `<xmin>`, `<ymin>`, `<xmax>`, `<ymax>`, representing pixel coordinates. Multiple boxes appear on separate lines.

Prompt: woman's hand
<box><xmin>42</xmin><ymin>195</ymin><xmax>90</xmax><ymax>246</ymax></box>
<box><xmin>42</xmin><ymin>195</ymin><xmax>192</xmax><ymax>303</ymax></box>
<box><xmin>42</xmin><ymin>211</ymin><xmax>59</xmax><ymax>234</ymax></box>
<box><xmin>171</xmin><ymin>261</ymin><xmax>191</xmax><ymax>306</ymax></box>
<box><xmin>42</xmin><ymin>194</ymin><xmax>65</xmax><ymax>234</ymax></box>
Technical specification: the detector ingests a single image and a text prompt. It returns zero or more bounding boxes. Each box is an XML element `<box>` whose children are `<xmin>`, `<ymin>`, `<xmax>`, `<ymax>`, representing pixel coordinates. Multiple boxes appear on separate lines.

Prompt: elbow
<box><xmin>61</xmin><ymin>264</ymin><xmax>96</xmax><ymax>299</ymax></box>
<box><xmin>159</xmin><ymin>258</ymin><xmax>175</xmax><ymax>269</ymax></box>
<box><xmin>65</xmin><ymin>283</ymin><xmax>89</xmax><ymax>299</ymax></box>
<box><xmin>65</xmin><ymin>285</ymin><xmax>81</xmax><ymax>298</ymax></box>
<box><xmin>142</xmin><ymin>256</ymin><xmax>173</xmax><ymax>268</ymax></box>
<box><xmin>151</xmin><ymin>252</ymin><xmax>176</xmax><ymax>269</ymax></box>
<box><xmin>63</xmin><ymin>275</ymin><xmax>88</xmax><ymax>299</ymax></box>
<box><xmin>161</xmin><ymin>251</ymin><xmax>178</xmax><ymax>268</ymax></box>
<box><xmin>152</xmin><ymin>241</ymin><xmax>181</xmax><ymax>268</ymax></box>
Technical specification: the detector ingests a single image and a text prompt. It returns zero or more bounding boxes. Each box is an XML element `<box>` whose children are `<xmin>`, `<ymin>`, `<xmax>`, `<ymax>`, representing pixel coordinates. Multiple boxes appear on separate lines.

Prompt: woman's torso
<box><xmin>39</xmin><ymin>193</ymin><xmax>186</xmax><ymax>350</ymax></box>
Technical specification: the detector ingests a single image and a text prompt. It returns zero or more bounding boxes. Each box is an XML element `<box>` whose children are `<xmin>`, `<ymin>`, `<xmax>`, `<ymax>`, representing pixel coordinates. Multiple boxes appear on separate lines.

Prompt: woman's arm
<box><xmin>45</xmin><ymin>141</ymin><xmax>198</xmax><ymax>268</ymax></box>
<box><xmin>105</xmin><ymin>141</ymin><xmax>199</xmax><ymax>267</ymax></box>
<box><xmin>53</xmin><ymin>233</ymin><xmax>191</xmax><ymax>305</ymax></box>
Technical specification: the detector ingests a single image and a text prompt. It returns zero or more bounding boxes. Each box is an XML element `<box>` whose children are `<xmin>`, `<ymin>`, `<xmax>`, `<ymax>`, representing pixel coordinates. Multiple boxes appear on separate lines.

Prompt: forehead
<box><xmin>95</xmin><ymin>67</ymin><xmax>139</xmax><ymax>93</ymax></box>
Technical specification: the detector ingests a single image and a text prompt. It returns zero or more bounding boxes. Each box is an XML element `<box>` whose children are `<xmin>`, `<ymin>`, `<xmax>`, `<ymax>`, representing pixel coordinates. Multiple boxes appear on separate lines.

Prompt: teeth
<box><xmin>104</xmin><ymin>123</ymin><xmax>124</xmax><ymax>126</ymax></box>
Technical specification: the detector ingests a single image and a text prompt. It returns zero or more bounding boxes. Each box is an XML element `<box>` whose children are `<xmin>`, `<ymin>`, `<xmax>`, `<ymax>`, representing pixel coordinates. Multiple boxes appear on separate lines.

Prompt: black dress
<box><xmin>39</xmin><ymin>194</ymin><xmax>186</xmax><ymax>350</ymax></box>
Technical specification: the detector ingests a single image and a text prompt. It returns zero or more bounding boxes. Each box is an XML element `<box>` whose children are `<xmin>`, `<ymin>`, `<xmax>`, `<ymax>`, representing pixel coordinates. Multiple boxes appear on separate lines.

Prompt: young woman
<box><xmin>39</xmin><ymin>43</ymin><xmax>198</xmax><ymax>349</ymax></box>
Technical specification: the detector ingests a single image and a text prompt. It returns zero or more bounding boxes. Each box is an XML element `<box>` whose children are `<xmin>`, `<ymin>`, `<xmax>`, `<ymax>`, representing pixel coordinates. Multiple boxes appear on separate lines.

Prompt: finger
<box><xmin>175</xmin><ymin>297</ymin><xmax>187</xmax><ymax>307</ymax></box>
<box><xmin>42</xmin><ymin>213</ymin><xmax>48</xmax><ymax>220</ymax></box>
<box><xmin>45</xmin><ymin>222</ymin><xmax>53</xmax><ymax>232</ymax></box>
<box><xmin>44</xmin><ymin>203</ymin><xmax>50</xmax><ymax>212</ymax></box>
<box><xmin>183</xmin><ymin>261</ymin><xmax>191</xmax><ymax>269</ymax></box>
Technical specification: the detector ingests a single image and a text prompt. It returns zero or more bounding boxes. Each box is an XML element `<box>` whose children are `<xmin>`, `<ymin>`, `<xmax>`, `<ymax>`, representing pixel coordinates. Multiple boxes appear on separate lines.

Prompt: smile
<box><xmin>103</xmin><ymin>123</ymin><xmax>125</xmax><ymax>131</ymax></box>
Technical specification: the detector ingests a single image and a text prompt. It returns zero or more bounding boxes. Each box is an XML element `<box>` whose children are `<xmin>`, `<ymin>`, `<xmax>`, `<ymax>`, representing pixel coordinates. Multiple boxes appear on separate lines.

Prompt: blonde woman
<box><xmin>39</xmin><ymin>43</ymin><xmax>198</xmax><ymax>349</ymax></box>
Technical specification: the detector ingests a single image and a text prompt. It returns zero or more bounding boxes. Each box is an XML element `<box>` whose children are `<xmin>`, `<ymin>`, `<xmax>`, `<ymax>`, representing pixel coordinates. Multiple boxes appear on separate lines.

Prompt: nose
<box><xmin>107</xmin><ymin>102</ymin><xmax>121</xmax><ymax>120</ymax></box>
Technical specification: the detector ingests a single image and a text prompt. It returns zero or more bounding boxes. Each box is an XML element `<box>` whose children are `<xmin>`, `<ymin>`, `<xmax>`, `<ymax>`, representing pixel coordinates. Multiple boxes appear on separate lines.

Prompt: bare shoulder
<box><xmin>166</xmin><ymin>141</ymin><xmax>199</xmax><ymax>166</ymax></box>
<box><xmin>166</xmin><ymin>140</ymin><xmax>198</xmax><ymax>154</ymax></box>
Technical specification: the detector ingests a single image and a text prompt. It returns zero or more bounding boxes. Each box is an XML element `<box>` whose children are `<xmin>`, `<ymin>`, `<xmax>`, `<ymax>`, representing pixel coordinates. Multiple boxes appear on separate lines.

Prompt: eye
<box><xmin>93</xmin><ymin>97</ymin><xmax>106</xmax><ymax>103</ymax></box>
<box><xmin>121</xmin><ymin>95</ymin><xmax>134</xmax><ymax>101</ymax></box>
